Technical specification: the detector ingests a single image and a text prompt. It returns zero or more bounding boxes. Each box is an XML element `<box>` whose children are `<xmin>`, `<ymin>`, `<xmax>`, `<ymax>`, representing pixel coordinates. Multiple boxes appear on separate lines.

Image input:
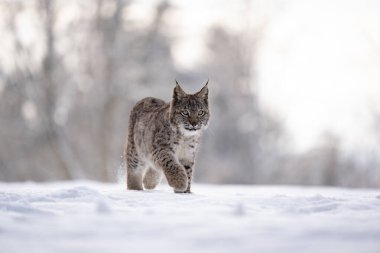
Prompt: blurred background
<box><xmin>0</xmin><ymin>0</ymin><xmax>379</xmax><ymax>188</ymax></box>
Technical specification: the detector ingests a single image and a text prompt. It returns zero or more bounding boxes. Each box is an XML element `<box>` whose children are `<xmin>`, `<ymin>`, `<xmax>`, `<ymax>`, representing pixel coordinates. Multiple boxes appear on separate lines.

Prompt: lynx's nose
<box><xmin>190</xmin><ymin>120</ymin><xmax>198</xmax><ymax>127</ymax></box>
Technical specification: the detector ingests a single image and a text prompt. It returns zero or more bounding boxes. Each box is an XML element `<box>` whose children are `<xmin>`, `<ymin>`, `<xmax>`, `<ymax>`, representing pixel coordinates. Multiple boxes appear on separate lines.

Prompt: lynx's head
<box><xmin>170</xmin><ymin>80</ymin><xmax>210</xmax><ymax>135</ymax></box>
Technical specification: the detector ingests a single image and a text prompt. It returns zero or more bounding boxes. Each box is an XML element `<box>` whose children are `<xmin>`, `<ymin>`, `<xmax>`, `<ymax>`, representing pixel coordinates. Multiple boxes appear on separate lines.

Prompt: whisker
<box><xmin>206</xmin><ymin>125</ymin><xmax>216</xmax><ymax>136</ymax></box>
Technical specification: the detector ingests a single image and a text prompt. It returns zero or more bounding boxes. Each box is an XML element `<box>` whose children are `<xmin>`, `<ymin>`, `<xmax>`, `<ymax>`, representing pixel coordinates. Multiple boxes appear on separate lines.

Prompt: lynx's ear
<box><xmin>173</xmin><ymin>80</ymin><xmax>187</xmax><ymax>100</ymax></box>
<box><xmin>195</xmin><ymin>80</ymin><xmax>209</xmax><ymax>100</ymax></box>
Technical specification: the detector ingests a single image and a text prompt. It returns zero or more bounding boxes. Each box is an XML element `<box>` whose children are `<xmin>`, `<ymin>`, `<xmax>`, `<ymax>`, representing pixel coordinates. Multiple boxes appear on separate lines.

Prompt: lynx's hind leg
<box><xmin>126</xmin><ymin>144</ymin><xmax>145</xmax><ymax>190</ymax></box>
<box><xmin>125</xmin><ymin>107</ymin><xmax>145</xmax><ymax>190</ymax></box>
<box><xmin>143</xmin><ymin>167</ymin><xmax>163</xmax><ymax>190</ymax></box>
<box><xmin>126</xmin><ymin>162</ymin><xmax>145</xmax><ymax>190</ymax></box>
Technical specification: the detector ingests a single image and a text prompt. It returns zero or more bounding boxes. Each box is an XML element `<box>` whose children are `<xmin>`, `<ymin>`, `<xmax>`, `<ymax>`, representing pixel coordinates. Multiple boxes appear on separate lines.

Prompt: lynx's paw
<box><xmin>172</xmin><ymin>177</ymin><xmax>188</xmax><ymax>193</ymax></box>
<box><xmin>166</xmin><ymin>169</ymin><xmax>188</xmax><ymax>193</ymax></box>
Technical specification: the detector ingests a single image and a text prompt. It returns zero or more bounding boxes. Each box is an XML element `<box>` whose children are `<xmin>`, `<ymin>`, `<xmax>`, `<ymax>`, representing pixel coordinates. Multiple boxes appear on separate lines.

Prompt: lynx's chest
<box><xmin>174</xmin><ymin>135</ymin><xmax>199</xmax><ymax>162</ymax></box>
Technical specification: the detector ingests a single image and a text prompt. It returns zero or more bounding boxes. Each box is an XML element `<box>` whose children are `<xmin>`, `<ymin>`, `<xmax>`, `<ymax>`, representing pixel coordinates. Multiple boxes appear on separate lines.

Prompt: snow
<box><xmin>0</xmin><ymin>181</ymin><xmax>379</xmax><ymax>253</ymax></box>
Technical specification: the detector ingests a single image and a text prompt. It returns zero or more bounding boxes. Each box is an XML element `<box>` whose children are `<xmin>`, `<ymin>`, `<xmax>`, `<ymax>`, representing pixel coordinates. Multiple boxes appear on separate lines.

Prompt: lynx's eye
<box><xmin>181</xmin><ymin>110</ymin><xmax>189</xmax><ymax>117</ymax></box>
<box><xmin>198</xmin><ymin>110</ymin><xmax>205</xmax><ymax>117</ymax></box>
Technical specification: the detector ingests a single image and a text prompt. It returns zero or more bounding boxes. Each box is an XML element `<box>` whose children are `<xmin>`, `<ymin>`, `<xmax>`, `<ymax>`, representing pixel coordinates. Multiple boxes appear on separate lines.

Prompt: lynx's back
<box><xmin>125</xmin><ymin>81</ymin><xmax>209</xmax><ymax>193</ymax></box>
<box><xmin>126</xmin><ymin>97</ymin><xmax>169</xmax><ymax>158</ymax></box>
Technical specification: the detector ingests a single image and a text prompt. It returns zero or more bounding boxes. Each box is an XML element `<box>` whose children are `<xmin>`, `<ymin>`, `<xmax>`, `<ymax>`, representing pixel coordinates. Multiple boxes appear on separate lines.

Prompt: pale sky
<box><xmin>256</xmin><ymin>0</ymin><xmax>380</xmax><ymax>151</ymax></box>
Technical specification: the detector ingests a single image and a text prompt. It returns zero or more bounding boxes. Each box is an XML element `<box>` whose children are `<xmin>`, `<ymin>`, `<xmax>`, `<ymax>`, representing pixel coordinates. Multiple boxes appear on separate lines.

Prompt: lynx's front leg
<box><xmin>153</xmin><ymin>150</ymin><xmax>188</xmax><ymax>193</ymax></box>
<box><xmin>179</xmin><ymin>161</ymin><xmax>194</xmax><ymax>193</ymax></box>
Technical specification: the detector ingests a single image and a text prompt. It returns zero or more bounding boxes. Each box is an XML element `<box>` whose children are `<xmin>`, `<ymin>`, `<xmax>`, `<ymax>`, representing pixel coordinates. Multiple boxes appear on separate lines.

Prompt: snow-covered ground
<box><xmin>0</xmin><ymin>181</ymin><xmax>379</xmax><ymax>253</ymax></box>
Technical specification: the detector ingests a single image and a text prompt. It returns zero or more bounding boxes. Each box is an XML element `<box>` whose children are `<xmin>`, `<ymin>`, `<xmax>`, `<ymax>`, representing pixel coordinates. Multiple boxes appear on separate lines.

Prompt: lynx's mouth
<box><xmin>184</xmin><ymin>126</ymin><xmax>201</xmax><ymax>131</ymax></box>
<box><xmin>181</xmin><ymin>125</ymin><xmax>202</xmax><ymax>135</ymax></box>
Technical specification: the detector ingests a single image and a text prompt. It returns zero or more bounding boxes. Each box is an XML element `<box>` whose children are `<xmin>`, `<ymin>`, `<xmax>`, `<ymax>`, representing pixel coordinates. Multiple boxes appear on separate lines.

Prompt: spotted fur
<box><xmin>125</xmin><ymin>81</ymin><xmax>210</xmax><ymax>193</ymax></box>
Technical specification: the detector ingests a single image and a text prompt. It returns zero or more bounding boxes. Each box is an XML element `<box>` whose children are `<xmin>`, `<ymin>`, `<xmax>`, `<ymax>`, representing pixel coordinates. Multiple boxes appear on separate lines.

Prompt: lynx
<box><xmin>125</xmin><ymin>81</ymin><xmax>210</xmax><ymax>193</ymax></box>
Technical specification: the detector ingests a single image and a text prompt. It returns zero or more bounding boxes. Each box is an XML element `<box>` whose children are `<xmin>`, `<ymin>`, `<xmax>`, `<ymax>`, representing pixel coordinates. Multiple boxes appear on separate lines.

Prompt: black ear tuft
<box><xmin>173</xmin><ymin>80</ymin><xmax>186</xmax><ymax>101</ymax></box>
<box><xmin>196</xmin><ymin>80</ymin><xmax>209</xmax><ymax>101</ymax></box>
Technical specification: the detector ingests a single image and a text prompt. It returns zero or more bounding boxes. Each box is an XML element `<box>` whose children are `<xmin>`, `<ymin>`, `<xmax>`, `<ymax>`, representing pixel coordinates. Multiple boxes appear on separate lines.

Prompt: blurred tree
<box><xmin>195</xmin><ymin>26</ymin><xmax>286</xmax><ymax>184</ymax></box>
<box><xmin>0</xmin><ymin>0</ymin><xmax>176</xmax><ymax>182</ymax></box>
<box><xmin>0</xmin><ymin>0</ymin><xmax>83</xmax><ymax>180</ymax></box>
